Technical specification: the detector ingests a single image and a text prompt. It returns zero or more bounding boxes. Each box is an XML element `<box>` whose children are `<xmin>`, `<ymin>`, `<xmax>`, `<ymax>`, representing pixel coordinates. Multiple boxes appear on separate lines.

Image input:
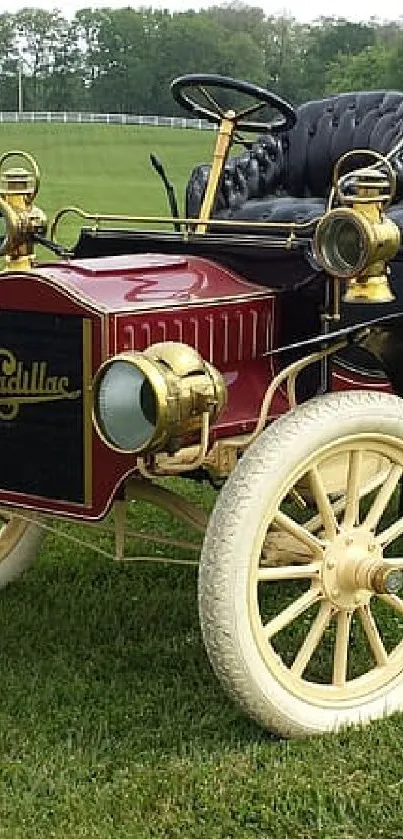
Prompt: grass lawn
<box><xmin>0</xmin><ymin>122</ymin><xmax>213</xmax><ymax>235</ymax></box>
<box><xmin>0</xmin><ymin>124</ymin><xmax>402</xmax><ymax>837</ymax></box>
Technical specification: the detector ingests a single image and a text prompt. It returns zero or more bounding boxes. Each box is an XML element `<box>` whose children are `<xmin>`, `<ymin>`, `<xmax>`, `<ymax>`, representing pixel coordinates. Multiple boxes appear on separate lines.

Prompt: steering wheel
<box><xmin>171</xmin><ymin>73</ymin><xmax>296</xmax><ymax>133</ymax></box>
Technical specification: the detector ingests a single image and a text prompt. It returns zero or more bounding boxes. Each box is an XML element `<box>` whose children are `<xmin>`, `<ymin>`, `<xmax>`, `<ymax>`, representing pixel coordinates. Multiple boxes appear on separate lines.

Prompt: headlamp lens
<box><xmin>96</xmin><ymin>360</ymin><xmax>157</xmax><ymax>452</ymax></box>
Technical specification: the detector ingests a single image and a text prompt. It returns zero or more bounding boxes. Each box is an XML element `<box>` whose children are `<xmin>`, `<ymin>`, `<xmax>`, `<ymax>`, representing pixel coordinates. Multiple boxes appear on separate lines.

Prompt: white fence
<box><xmin>0</xmin><ymin>111</ymin><xmax>215</xmax><ymax>129</ymax></box>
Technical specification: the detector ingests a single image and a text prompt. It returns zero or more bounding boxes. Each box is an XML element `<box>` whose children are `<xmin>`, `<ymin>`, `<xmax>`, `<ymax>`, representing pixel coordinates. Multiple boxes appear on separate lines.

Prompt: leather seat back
<box><xmin>285</xmin><ymin>90</ymin><xmax>403</xmax><ymax>198</ymax></box>
<box><xmin>185</xmin><ymin>90</ymin><xmax>403</xmax><ymax>218</ymax></box>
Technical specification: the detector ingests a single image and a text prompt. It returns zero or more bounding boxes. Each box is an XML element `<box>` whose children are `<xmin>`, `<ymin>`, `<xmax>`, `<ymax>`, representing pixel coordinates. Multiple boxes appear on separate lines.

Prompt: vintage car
<box><xmin>2</xmin><ymin>73</ymin><xmax>403</xmax><ymax>738</ymax></box>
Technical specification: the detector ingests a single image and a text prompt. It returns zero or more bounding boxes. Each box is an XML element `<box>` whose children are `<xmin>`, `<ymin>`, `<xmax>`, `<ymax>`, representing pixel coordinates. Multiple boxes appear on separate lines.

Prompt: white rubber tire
<box><xmin>0</xmin><ymin>513</ymin><xmax>42</xmax><ymax>589</ymax></box>
<box><xmin>199</xmin><ymin>390</ymin><xmax>403</xmax><ymax>738</ymax></box>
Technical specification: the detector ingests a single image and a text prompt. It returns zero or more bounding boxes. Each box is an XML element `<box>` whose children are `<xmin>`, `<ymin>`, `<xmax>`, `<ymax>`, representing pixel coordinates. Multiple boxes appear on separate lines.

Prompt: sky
<box><xmin>0</xmin><ymin>0</ymin><xmax>402</xmax><ymax>24</ymax></box>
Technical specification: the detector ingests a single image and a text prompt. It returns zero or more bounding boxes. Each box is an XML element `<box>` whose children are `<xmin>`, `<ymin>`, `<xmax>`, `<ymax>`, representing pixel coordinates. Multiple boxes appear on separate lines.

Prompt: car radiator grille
<box><xmin>0</xmin><ymin>311</ymin><xmax>91</xmax><ymax>504</ymax></box>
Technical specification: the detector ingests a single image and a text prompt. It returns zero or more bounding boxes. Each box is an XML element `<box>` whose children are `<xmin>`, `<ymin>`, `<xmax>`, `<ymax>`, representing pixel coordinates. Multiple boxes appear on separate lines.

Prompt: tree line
<box><xmin>2</xmin><ymin>3</ymin><xmax>403</xmax><ymax>113</ymax></box>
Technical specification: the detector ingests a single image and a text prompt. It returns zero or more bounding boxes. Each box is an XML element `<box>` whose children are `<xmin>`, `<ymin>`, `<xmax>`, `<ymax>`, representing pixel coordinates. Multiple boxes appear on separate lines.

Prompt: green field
<box><xmin>0</xmin><ymin>124</ymin><xmax>403</xmax><ymax>838</ymax></box>
<box><xmin>0</xmin><ymin>123</ymin><xmax>213</xmax><ymax>248</ymax></box>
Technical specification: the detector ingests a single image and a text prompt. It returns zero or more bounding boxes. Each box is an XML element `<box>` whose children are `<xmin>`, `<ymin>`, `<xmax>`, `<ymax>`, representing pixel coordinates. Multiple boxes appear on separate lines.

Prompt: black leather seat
<box><xmin>186</xmin><ymin>90</ymin><xmax>403</xmax><ymax>231</ymax></box>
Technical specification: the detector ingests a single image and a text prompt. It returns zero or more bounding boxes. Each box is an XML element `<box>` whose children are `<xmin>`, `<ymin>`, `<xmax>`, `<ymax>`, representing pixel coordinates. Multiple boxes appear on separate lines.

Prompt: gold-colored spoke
<box><xmin>291</xmin><ymin>601</ymin><xmax>333</xmax><ymax>677</ymax></box>
<box><xmin>199</xmin><ymin>86</ymin><xmax>225</xmax><ymax>118</ymax></box>
<box><xmin>274</xmin><ymin>510</ymin><xmax>324</xmax><ymax>557</ymax></box>
<box><xmin>304</xmin><ymin>471</ymin><xmax>389</xmax><ymax>534</ymax></box>
<box><xmin>358</xmin><ymin>604</ymin><xmax>388</xmax><ymax>666</ymax></box>
<box><xmin>235</xmin><ymin>100</ymin><xmax>267</xmax><ymax>120</ymax></box>
<box><xmin>333</xmin><ymin>610</ymin><xmax>352</xmax><ymax>686</ymax></box>
<box><xmin>304</xmin><ymin>502</ymin><xmax>343</xmax><ymax>536</ymax></box>
<box><xmin>308</xmin><ymin>466</ymin><xmax>337</xmax><ymax>539</ymax></box>
<box><xmin>344</xmin><ymin>450</ymin><xmax>363</xmax><ymax>528</ymax></box>
<box><xmin>258</xmin><ymin>562</ymin><xmax>321</xmax><ymax>582</ymax></box>
<box><xmin>379</xmin><ymin>592</ymin><xmax>403</xmax><ymax>617</ymax></box>
<box><xmin>365</xmin><ymin>464</ymin><xmax>403</xmax><ymax>531</ymax></box>
<box><xmin>264</xmin><ymin>586</ymin><xmax>322</xmax><ymax>640</ymax></box>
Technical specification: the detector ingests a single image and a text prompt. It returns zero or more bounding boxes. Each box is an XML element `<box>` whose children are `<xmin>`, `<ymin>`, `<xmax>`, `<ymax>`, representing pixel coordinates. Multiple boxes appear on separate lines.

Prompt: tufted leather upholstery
<box><xmin>284</xmin><ymin>90</ymin><xmax>403</xmax><ymax>198</ymax></box>
<box><xmin>185</xmin><ymin>90</ymin><xmax>403</xmax><ymax>228</ymax></box>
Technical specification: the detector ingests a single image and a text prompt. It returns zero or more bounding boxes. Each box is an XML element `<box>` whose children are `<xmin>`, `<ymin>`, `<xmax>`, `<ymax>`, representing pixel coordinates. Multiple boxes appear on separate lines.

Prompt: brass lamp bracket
<box><xmin>144</xmin><ymin>339</ymin><xmax>350</xmax><ymax>484</ymax></box>
<box><xmin>331</xmin><ymin>148</ymin><xmax>397</xmax><ymax>210</ymax></box>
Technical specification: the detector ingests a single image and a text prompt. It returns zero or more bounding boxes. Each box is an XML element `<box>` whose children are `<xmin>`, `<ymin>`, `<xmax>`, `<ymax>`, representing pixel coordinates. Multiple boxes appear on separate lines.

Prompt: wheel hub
<box><xmin>322</xmin><ymin>527</ymin><xmax>391</xmax><ymax>610</ymax></box>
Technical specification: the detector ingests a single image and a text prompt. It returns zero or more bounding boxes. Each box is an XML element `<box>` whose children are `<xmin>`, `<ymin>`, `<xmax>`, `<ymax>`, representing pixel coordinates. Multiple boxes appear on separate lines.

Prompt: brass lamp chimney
<box><xmin>314</xmin><ymin>154</ymin><xmax>401</xmax><ymax>304</ymax></box>
<box><xmin>0</xmin><ymin>151</ymin><xmax>47</xmax><ymax>271</ymax></box>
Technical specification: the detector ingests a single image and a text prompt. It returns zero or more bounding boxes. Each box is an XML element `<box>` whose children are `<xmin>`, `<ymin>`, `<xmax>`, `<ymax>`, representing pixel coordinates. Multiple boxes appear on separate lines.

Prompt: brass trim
<box><xmin>103</xmin><ymin>313</ymin><xmax>110</xmax><ymax>361</ymax></box>
<box><xmin>50</xmin><ymin>205</ymin><xmax>321</xmax><ymax>242</ymax></box>
<box><xmin>82</xmin><ymin>318</ymin><xmax>93</xmax><ymax>505</ymax></box>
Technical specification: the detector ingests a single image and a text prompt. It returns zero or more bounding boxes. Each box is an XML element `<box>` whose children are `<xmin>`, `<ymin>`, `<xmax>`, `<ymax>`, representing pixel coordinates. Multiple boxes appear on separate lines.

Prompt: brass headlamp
<box><xmin>314</xmin><ymin>152</ymin><xmax>401</xmax><ymax>303</ymax></box>
<box><xmin>0</xmin><ymin>151</ymin><xmax>47</xmax><ymax>270</ymax></box>
<box><xmin>93</xmin><ymin>342</ymin><xmax>227</xmax><ymax>455</ymax></box>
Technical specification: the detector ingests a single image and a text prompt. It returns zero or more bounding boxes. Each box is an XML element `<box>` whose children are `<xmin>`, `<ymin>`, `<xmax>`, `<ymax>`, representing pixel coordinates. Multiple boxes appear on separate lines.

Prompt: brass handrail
<box><xmin>50</xmin><ymin>204</ymin><xmax>322</xmax><ymax>243</ymax></box>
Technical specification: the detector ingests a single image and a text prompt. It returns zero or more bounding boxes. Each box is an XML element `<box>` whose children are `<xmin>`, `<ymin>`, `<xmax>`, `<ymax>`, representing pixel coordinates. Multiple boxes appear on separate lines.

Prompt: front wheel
<box><xmin>199</xmin><ymin>391</ymin><xmax>403</xmax><ymax>737</ymax></box>
<box><xmin>0</xmin><ymin>511</ymin><xmax>42</xmax><ymax>589</ymax></box>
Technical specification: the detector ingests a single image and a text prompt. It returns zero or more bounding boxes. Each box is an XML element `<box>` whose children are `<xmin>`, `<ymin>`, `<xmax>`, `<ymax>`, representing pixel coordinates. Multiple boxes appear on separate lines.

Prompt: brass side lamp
<box><xmin>314</xmin><ymin>152</ymin><xmax>401</xmax><ymax>304</ymax></box>
<box><xmin>0</xmin><ymin>151</ymin><xmax>47</xmax><ymax>271</ymax></box>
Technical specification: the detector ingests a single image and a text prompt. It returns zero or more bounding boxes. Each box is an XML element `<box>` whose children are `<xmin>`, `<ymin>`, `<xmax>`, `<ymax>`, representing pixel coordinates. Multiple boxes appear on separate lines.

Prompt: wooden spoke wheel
<box><xmin>0</xmin><ymin>511</ymin><xmax>42</xmax><ymax>588</ymax></box>
<box><xmin>199</xmin><ymin>391</ymin><xmax>403</xmax><ymax>737</ymax></box>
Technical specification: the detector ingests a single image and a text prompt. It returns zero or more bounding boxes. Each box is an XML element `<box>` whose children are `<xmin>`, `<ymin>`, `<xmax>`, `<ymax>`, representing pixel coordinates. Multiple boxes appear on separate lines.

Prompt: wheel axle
<box><xmin>323</xmin><ymin>528</ymin><xmax>403</xmax><ymax>606</ymax></box>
